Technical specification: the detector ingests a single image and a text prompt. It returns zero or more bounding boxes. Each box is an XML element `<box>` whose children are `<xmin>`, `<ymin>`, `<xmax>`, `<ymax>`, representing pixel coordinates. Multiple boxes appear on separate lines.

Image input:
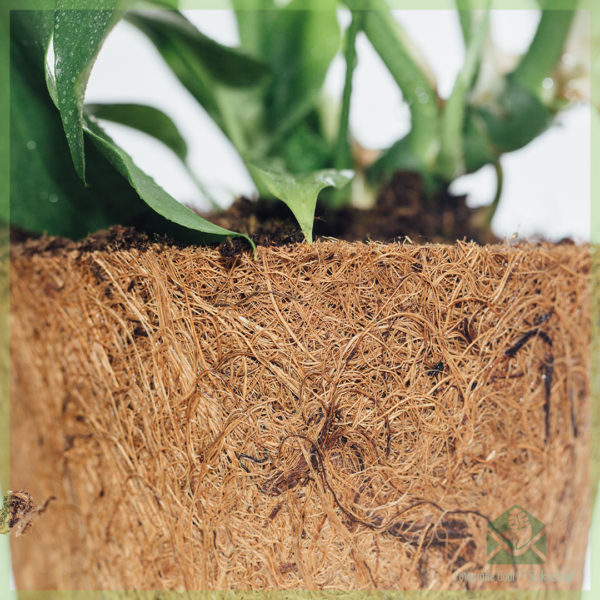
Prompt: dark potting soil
<box><xmin>9</xmin><ymin>224</ymin><xmax>155</xmax><ymax>256</ymax></box>
<box><xmin>211</xmin><ymin>171</ymin><xmax>498</xmax><ymax>255</ymax></box>
<box><xmin>10</xmin><ymin>171</ymin><xmax>497</xmax><ymax>256</ymax></box>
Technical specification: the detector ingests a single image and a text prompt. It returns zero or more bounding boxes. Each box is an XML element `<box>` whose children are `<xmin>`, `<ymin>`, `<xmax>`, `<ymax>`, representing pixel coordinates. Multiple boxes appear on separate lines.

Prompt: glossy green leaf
<box><xmin>85</xmin><ymin>102</ymin><xmax>188</xmax><ymax>161</ymax></box>
<box><xmin>11</xmin><ymin>10</ymin><xmax>150</xmax><ymax>239</ymax></box>
<box><xmin>53</xmin><ymin>1</ymin><xmax>127</xmax><ymax>182</ymax></box>
<box><xmin>11</xmin><ymin>11</ymin><xmax>250</xmax><ymax>248</ymax></box>
<box><xmin>85</xmin><ymin>102</ymin><xmax>222</xmax><ymax>209</ymax></box>
<box><xmin>84</xmin><ymin>117</ymin><xmax>255</xmax><ymax>250</ymax></box>
<box><xmin>248</xmin><ymin>165</ymin><xmax>353</xmax><ymax>243</ymax></box>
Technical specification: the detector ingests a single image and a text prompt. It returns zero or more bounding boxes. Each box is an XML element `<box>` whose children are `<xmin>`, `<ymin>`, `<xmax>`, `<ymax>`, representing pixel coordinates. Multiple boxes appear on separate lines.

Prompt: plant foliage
<box><xmin>8</xmin><ymin>0</ymin><xmax>580</xmax><ymax>245</ymax></box>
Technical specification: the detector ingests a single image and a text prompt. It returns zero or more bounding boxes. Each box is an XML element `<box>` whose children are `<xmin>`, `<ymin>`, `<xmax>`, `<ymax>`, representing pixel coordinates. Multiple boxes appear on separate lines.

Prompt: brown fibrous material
<box><xmin>9</xmin><ymin>238</ymin><xmax>589</xmax><ymax>590</ymax></box>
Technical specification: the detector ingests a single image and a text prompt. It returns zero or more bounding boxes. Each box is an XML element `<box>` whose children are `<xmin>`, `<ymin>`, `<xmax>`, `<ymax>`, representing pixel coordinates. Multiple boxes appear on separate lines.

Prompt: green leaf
<box><xmin>84</xmin><ymin>102</ymin><xmax>222</xmax><ymax>210</ymax></box>
<box><xmin>84</xmin><ymin>117</ymin><xmax>255</xmax><ymax>250</ymax></box>
<box><xmin>53</xmin><ymin>1</ymin><xmax>127</xmax><ymax>182</ymax></box>
<box><xmin>11</xmin><ymin>10</ymin><xmax>151</xmax><ymax>239</ymax></box>
<box><xmin>85</xmin><ymin>102</ymin><xmax>188</xmax><ymax>161</ymax></box>
<box><xmin>11</xmin><ymin>11</ymin><xmax>251</xmax><ymax>249</ymax></box>
<box><xmin>462</xmin><ymin>110</ymin><xmax>497</xmax><ymax>173</ymax></box>
<box><xmin>233</xmin><ymin>0</ymin><xmax>341</xmax><ymax>145</ymax></box>
<box><xmin>279</xmin><ymin>121</ymin><xmax>332</xmax><ymax>174</ymax></box>
<box><xmin>459</xmin><ymin>7</ymin><xmax>573</xmax><ymax>174</ymax></box>
<box><xmin>126</xmin><ymin>10</ymin><xmax>269</xmax><ymax>153</ymax></box>
<box><xmin>125</xmin><ymin>10</ymin><xmax>269</xmax><ymax>88</ymax></box>
<box><xmin>472</xmin><ymin>78</ymin><xmax>553</xmax><ymax>153</ymax></box>
<box><xmin>248</xmin><ymin>165</ymin><xmax>354</xmax><ymax>243</ymax></box>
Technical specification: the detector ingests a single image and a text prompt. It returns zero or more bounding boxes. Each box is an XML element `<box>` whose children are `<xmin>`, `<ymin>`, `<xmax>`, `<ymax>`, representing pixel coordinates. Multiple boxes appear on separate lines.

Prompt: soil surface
<box><xmin>210</xmin><ymin>171</ymin><xmax>497</xmax><ymax>251</ymax></box>
<box><xmin>9</xmin><ymin>224</ymin><xmax>156</xmax><ymax>256</ymax></box>
<box><xmin>10</xmin><ymin>172</ymin><xmax>497</xmax><ymax>255</ymax></box>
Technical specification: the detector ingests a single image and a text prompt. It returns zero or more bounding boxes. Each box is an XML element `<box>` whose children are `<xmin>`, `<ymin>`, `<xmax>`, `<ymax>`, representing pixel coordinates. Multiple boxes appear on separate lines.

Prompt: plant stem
<box><xmin>437</xmin><ymin>3</ymin><xmax>490</xmax><ymax>180</ymax></box>
<box><xmin>456</xmin><ymin>0</ymin><xmax>473</xmax><ymax>46</ymax></box>
<box><xmin>511</xmin><ymin>8</ymin><xmax>576</xmax><ymax>98</ymax></box>
<box><xmin>485</xmin><ymin>160</ymin><xmax>503</xmax><ymax>228</ymax></box>
<box><xmin>334</xmin><ymin>12</ymin><xmax>362</xmax><ymax>171</ymax></box>
<box><xmin>344</xmin><ymin>0</ymin><xmax>440</xmax><ymax>170</ymax></box>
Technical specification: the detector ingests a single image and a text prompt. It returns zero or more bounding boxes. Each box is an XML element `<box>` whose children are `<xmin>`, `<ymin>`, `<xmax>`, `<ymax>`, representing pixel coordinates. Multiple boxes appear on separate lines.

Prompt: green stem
<box><xmin>456</xmin><ymin>0</ymin><xmax>473</xmax><ymax>46</ymax></box>
<box><xmin>328</xmin><ymin>12</ymin><xmax>363</xmax><ymax>209</ymax></box>
<box><xmin>485</xmin><ymin>160</ymin><xmax>503</xmax><ymax>228</ymax></box>
<box><xmin>511</xmin><ymin>8</ymin><xmax>576</xmax><ymax>97</ymax></box>
<box><xmin>437</xmin><ymin>3</ymin><xmax>490</xmax><ymax>180</ymax></box>
<box><xmin>344</xmin><ymin>0</ymin><xmax>440</xmax><ymax>169</ymax></box>
<box><xmin>334</xmin><ymin>12</ymin><xmax>362</xmax><ymax>170</ymax></box>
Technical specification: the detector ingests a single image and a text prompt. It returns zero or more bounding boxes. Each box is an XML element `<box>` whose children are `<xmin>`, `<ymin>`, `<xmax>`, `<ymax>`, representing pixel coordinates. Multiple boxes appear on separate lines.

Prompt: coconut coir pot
<box><xmin>9</xmin><ymin>237</ymin><xmax>590</xmax><ymax>590</ymax></box>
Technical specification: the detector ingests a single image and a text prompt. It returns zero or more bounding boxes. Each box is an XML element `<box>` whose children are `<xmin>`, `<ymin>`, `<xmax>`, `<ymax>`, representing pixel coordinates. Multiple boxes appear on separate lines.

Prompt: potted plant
<box><xmin>5</xmin><ymin>0</ymin><xmax>591</xmax><ymax>591</ymax></box>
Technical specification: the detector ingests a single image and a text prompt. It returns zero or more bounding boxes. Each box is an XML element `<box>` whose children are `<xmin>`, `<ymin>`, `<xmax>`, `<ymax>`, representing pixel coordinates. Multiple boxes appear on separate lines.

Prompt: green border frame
<box><xmin>0</xmin><ymin>0</ymin><xmax>597</xmax><ymax>597</ymax></box>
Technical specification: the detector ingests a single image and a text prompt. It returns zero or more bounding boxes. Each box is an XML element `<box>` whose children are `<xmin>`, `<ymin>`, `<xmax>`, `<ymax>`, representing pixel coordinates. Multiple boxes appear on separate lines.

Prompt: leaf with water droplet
<box><xmin>53</xmin><ymin>1</ymin><xmax>126</xmax><ymax>183</ymax></box>
<box><xmin>11</xmin><ymin>10</ymin><xmax>231</xmax><ymax>244</ymax></box>
<box><xmin>10</xmin><ymin>10</ymin><xmax>151</xmax><ymax>237</ymax></box>
<box><xmin>11</xmin><ymin>8</ymin><xmax>249</xmax><ymax>247</ymax></box>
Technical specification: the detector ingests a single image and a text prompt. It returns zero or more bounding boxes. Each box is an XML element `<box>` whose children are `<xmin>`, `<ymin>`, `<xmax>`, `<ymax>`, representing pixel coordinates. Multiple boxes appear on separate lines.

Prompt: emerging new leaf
<box><xmin>248</xmin><ymin>165</ymin><xmax>354</xmax><ymax>243</ymax></box>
